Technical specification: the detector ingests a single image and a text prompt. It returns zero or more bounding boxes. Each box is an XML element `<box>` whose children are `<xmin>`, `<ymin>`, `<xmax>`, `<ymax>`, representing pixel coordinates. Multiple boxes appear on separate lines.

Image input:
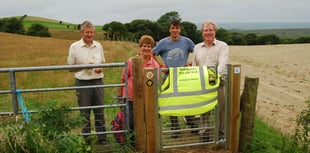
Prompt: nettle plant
<box><xmin>295</xmin><ymin>98</ymin><xmax>310</xmax><ymax>152</ymax></box>
<box><xmin>0</xmin><ymin>105</ymin><xmax>89</xmax><ymax>153</ymax></box>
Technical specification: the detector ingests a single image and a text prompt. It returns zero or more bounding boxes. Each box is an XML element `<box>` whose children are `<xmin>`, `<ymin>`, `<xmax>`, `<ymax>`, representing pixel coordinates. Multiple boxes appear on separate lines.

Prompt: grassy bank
<box><xmin>245</xmin><ymin>117</ymin><xmax>308</xmax><ymax>153</ymax></box>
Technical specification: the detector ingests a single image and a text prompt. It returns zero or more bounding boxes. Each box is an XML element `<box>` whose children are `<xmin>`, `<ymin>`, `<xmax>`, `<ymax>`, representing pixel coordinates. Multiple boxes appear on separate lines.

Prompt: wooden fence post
<box><xmin>227</xmin><ymin>64</ymin><xmax>241</xmax><ymax>153</ymax></box>
<box><xmin>144</xmin><ymin>68</ymin><xmax>158</xmax><ymax>153</ymax></box>
<box><xmin>132</xmin><ymin>57</ymin><xmax>146</xmax><ymax>152</ymax></box>
<box><xmin>239</xmin><ymin>77</ymin><xmax>259</xmax><ymax>152</ymax></box>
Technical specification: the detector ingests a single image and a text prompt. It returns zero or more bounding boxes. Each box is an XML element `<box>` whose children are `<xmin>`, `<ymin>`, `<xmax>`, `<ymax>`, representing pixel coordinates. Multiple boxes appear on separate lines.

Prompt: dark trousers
<box><xmin>200</xmin><ymin>76</ymin><xmax>226</xmax><ymax>137</ymax></box>
<box><xmin>218</xmin><ymin>78</ymin><xmax>226</xmax><ymax>136</ymax></box>
<box><xmin>75</xmin><ymin>78</ymin><xmax>106</xmax><ymax>142</ymax></box>
<box><xmin>170</xmin><ymin>116</ymin><xmax>197</xmax><ymax>130</ymax></box>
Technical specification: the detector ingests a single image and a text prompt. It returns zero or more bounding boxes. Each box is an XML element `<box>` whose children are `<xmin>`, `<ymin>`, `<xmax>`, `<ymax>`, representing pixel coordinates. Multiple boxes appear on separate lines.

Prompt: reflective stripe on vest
<box><xmin>158</xmin><ymin>66</ymin><xmax>220</xmax><ymax>116</ymax></box>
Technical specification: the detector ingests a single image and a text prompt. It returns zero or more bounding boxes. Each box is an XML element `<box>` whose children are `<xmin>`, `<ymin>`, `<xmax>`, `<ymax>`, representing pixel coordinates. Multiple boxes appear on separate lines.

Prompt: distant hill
<box><xmin>24</xmin><ymin>16</ymin><xmax>72</xmax><ymax>24</ymax></box>
<box><xmin>0</xmin><ymin>15</ymin><xmax>105</xmax><ymax>40</ymax></box>
<box><xmin>1</xmin><ymin>15</ymin><xmax>102</xmax><ymax>29</ymax></box>
<box><xmin>231</xmin><ymin>28</ymin><xmax>310</xmax><ymax>39</ymax></box>
<box><xmin>4</xmin><ymin>15</ymin><xmax>73</xmax><ymax>24</ymax></box>
<box><xmin>22</xmin><ymin>16</ymin><xmax>79</xmax><ymax>29</ymax></box>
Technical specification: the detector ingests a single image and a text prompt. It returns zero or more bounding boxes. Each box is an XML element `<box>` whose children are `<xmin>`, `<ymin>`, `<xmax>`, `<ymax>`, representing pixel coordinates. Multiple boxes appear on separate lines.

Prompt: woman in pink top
<box><xmin>117</xmin><ymin>35</ymin><xmax>160</xmax><ymax>146</ymax></box>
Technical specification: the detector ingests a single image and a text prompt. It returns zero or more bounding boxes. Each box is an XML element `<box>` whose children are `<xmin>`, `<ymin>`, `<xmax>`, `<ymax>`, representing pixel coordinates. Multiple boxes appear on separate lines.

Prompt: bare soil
<box><xmin>230</xmin><ymin>44</ymin><xmax>310</xmax><ymax>134</ymax></box>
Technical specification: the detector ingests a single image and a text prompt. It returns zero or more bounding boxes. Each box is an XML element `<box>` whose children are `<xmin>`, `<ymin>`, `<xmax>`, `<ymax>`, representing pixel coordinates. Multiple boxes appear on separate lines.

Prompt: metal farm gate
<box><xmin>157</xmin><ymin>68</ymin><xmax>227</xmax><ymax>150</ymax></box>
<box><xmin>0</xmin><ymin>63</ymin><xmax>133</xmax><ymax>153</ymax></box>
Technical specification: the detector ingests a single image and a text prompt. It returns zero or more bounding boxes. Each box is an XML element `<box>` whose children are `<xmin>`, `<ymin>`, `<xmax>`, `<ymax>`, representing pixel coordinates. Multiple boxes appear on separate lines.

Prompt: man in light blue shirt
<box><xmin>153</xmin><ymin>21</ymin><xmax>194</xmax><ymax>68</ymax></box>
<box><xmin>153</xmin><ymin>19</ymin><xmax>197</xmax><ymax>139</ymax></box>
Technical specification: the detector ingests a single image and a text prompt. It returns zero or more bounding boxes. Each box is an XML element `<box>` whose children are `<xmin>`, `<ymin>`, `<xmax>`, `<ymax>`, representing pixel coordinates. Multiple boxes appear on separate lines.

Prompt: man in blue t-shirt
<box><xmin>153</xmin><ymin>20</ymin><xmax>194</xmax><ymax>68</ymax></box>
<box><xmin>153</xmin><ymin>19</ymin><xmax>197</xmax><ymax>139</ymax></box>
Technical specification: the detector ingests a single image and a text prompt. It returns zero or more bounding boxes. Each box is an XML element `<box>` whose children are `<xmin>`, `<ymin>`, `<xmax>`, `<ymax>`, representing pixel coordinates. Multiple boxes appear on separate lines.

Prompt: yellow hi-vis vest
<box><xmin>158</xmin><ymin>66</ymin><xmax>220</xmax><ymax>116</ymax></box>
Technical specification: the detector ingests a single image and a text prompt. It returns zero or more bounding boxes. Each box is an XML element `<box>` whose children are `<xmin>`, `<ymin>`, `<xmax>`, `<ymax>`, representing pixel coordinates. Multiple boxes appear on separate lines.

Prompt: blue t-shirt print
<box><xmin>166</xmin><ymin>48</ymin><xmax>186</xmax><ymax>67</ymax></box>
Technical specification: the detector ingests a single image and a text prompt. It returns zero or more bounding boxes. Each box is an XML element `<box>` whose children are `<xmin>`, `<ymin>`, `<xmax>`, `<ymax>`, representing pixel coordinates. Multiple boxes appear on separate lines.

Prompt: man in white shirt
<box><xmin>67</xmin><ymin>21</ymin><xmax>106</xmax><ymax>144</ymax></box>
<box><xmin>192</xmin><ymin>20</ymin><xmax>229</xmax><ymax>142</ymax></box>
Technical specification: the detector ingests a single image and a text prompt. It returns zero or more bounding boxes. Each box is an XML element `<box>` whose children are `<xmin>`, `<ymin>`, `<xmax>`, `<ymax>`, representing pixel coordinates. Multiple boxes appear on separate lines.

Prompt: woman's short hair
<box><xmin>138</xmin><ymin>35</ymin><xmax>155</xmax><ymax>48</ymax></box>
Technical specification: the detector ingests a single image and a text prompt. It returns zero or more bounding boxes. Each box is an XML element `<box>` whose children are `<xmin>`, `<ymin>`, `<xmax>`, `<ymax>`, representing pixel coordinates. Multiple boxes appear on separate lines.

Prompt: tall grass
<box><xmin>0</xmin><ymin>105</ymin><xmax>89</xmax><ymax>153</ymax></box>
<box><xmin>0</xmin><ymin>32</ymin><xmax>137</xmax><ymax>111</ymax></box>
<box><xmin>245</xmin><ymin>117</ymin><xmax>308</xmax><ymax>153</ymax></box>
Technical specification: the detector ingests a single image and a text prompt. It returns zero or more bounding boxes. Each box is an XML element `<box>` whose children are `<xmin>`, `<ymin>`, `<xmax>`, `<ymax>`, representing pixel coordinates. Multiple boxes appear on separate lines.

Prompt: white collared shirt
<box><xmin>67</xmin><ymin>39</ymin><xmax>105</xmax><ymax>80</ymax></box>
<box><xmin>192</xmin><ymin>39</ymin><xmax>229</xmax><ymax>75</ymax></box>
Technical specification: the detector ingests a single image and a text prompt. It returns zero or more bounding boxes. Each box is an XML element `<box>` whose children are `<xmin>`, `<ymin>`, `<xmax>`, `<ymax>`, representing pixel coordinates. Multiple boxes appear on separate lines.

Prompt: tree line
<box><xmin>101</xmin><ymin>11</ymin><xmax>310</xmax><ymax>45</ymax></box>
<box><xmin>1</xmin><ymin>12</ymin><xmax>310</xmax><ymax>45</ymax></box>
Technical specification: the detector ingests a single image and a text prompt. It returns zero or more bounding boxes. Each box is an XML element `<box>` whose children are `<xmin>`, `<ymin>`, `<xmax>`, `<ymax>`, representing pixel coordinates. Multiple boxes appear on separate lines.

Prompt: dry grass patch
<box><xmin>0</xmin><ymin>32</ymin><xmax>138</xmax><ymax>108</ymax></box>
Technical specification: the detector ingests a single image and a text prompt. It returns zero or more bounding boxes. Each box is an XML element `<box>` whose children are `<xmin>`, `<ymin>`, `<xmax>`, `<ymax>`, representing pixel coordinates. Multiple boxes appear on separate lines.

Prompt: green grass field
<box><xmin>21</xmin><ymin>16</ymin><xmax>103</xmax><ymax>30</ymax></box>
<box><xmin>19</xmin><ymin>16</ymin><xmax>106</xmax><ymax>40</ymax></box>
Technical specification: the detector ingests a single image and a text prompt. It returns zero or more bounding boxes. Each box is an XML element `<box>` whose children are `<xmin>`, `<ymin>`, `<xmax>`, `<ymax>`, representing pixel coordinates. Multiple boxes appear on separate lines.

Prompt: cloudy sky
<box><xmin>1</xmin><ymin>0</ymin><xmax>309</xmax><ymax>25</ymax></box>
